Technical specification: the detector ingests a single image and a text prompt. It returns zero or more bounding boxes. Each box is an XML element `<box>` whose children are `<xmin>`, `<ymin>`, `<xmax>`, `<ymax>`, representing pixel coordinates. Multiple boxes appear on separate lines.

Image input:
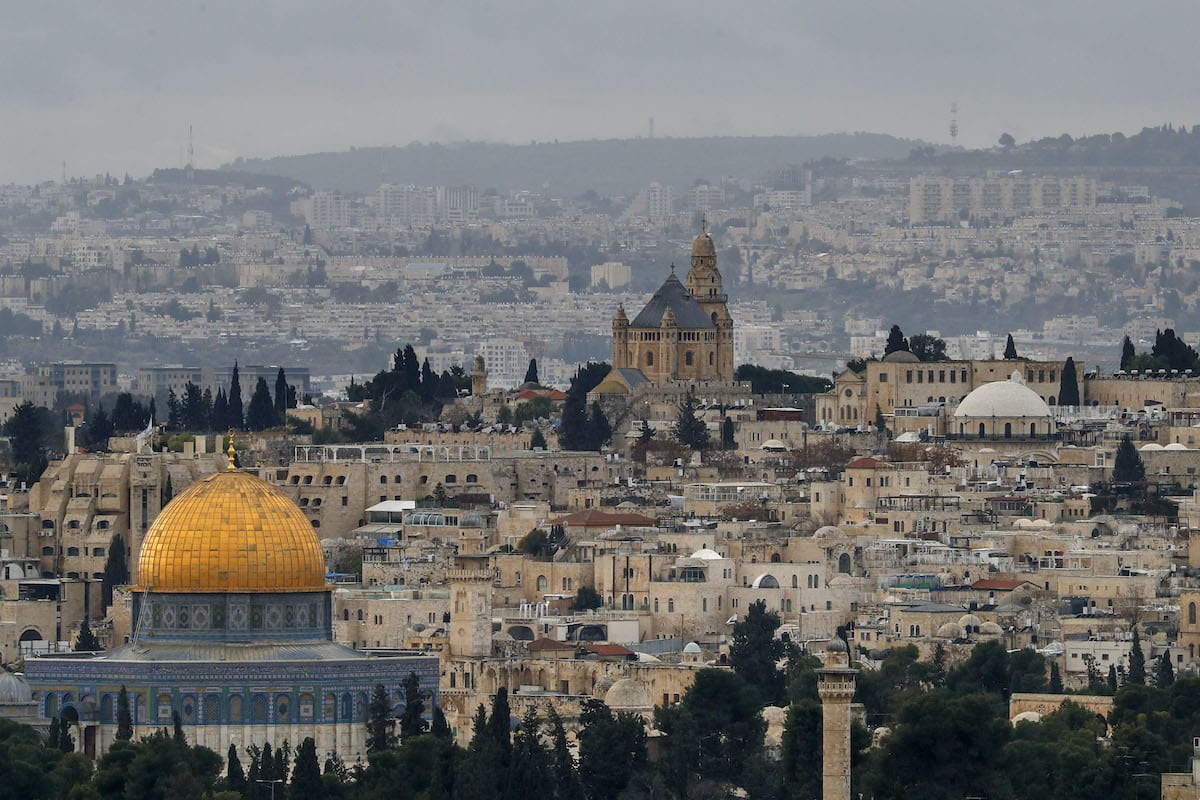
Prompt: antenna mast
<box><xmin>949</xmin><ymin>102</ymin><xmax>959</xmax><ymax>144</ymax></box>
<box><xmin>186</xmin><ymin>124</ymin><xmax>195</xmax><ymax>183</ymax></box>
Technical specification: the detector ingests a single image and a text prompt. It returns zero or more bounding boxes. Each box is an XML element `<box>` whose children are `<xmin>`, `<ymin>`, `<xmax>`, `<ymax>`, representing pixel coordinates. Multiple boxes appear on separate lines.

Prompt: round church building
<box><xmin>26</xmin><ymin>457</ymin><xmax>439</xmax><ymax>761</ymax></box>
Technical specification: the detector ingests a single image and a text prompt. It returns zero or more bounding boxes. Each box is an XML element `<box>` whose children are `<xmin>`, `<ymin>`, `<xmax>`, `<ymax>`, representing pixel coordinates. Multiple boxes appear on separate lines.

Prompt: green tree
<box><xmin>780</xmin><ymin>699</ymin><xmax>823</xmax><ymax>800</ymax></box>
<box><xmin>226</xmin><ymin>742</ymin><xmax>246</xmax><ymax>793</ymax></box>
<box><xmin>75</xmin><ymin>618</ymin><xmax>101</xmax><ymax>651</ymax></box>
<box><xmin>289</xmin><ymin>737</ymin><xmax>322</xmax><ymax>800</ymax></box>
<box><xmin>655</xmin><ymin>669</ymin><xmax>765</xmax><ymax>796</ymax></box>
<box><xmin>3</xmin><ymin>401</ymin><xmax>52</xmax><ymax>485</ymax></box>
<box><xmin>246</xmin><ymin>377</ymin><xmax>277</xmax><ymax>431</ymax></box>
<box><xmin>721</xmin><ymin>415</ymin><xmax>735</xmax><ymax>448</ymax></box>
<box><xmin>529</xmin><ymin>428</ymin><xmax>547</xmax><ymax>450</ymax></box>
<box><xmin>366</xmin><ymin>684</ymin><xmax>397</xmax><ymax>753</ymax></box>
<box><xmin>577</xmin><ymin>700</ymin><xmax>647</xmax><ymax>800</ymax></box>
<box><xmin>570</xmin><ymin>585</ymin><xmax>603</xmax><ymax>612</ymax></box>
<box><xmin>909</xmin><ymin>333</ymin><xmax>948</xmax><ymax>361</ymax></box>
<box><xmin>1059</xmin><ymin>356</ymin><xmax>1081</xmax><ymax>406</ymax></box>
<box><xmin>228</xmin><ymin>362</ymin><xmax>244</xmax><ymax>430</ymax></box>
<box><xmin>1113</xmin><ymin>434</ymin><xmax>1147</xmax><ymax>483</ymax></box>
<box><xmin>101</xmin><ymin>533</ymin><xmax>129</xmax><ymax>609</ymax></box>
<box><xmin>116</xmin><ymin>686</ymin><xmax>133</xmax><ymax>741</ymax></box>
<box><xmin>1049</xmin><ymin>661</ymin><xmax>1064</xmax><ymax>693</ymax></box>
<box><xmin>1128</xmin><ymin>625</ymin><xmax>1147</xmax><ymax>685</ymax></box>
<box><xmin>1156</xmin><ymin>651</ymin><xmax>1176</xmax><ymax>688</ymax></box>
<box><xmin>999</xmin><ymin>132</ymin><xmax>1016</xmax><ymax>148</ymax></box>
<box><xmin>883</xmin><ymin>324</ymin><xmax>909</xmax><ymax>355</ymax></box>
<box><xmin>546</xmin><ymin>706</ymin><xmax>584</xmax><ymax>800</ymax></box>
<box><xmin>672</xmin><ymin>386</ymin><xmax>709</xmax><ymax>451</ymax></box>
<box><xmin>399</xmin><ymin>671</ymin><xmax>427</xmax><ymax>740</ymax></box>
<box><xmin>1004</xmin><ymin>333</ymin><xmax>1018</xmax><ymax>359</ymax></box>
<box><xmin>508</xmin><ymin>706</ymin><xmax>552</xmax><ymax>800</ymax></box>
<box><xmin>730</xmin><ymin>599</ymin><xmax>787</xmax><ymax>705</ymax></box>
<box><xmin>1121</xmin><ymin>335</ymin><xmax>1137</xmax><ymax>369</ymax></box>
<box><xmin>523</xmin><ymin>358</ymin><xmax>539</xmax><ymax>385</ymax></box>
<box><xmin>274</xmin><ymin>368</ymin><xmax>289</xmax><ymax>419</ymax></box>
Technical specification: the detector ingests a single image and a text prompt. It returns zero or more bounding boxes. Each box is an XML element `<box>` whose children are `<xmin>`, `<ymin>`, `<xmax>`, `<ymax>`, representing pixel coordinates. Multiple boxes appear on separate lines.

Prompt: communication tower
<box><xmin>949</xmin><ymin>102</ymin><xmax>959</xmax><ymax>143</ymax></box>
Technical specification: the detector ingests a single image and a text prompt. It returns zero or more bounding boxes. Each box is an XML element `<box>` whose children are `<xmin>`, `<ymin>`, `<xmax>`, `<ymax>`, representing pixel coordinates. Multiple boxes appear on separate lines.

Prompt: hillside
<box><xmin>226</xmin><ymin>132</ymin><xmax>927</xmax><ymax>195</ymax></box>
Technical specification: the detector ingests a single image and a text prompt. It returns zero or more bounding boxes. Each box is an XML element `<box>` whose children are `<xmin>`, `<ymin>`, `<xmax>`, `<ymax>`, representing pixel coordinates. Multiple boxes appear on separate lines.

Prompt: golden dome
<box><xmin>691</xmin><ymin>231</ymin><xmax>716</xmax><ymax>259</ymax></box>
<box><xmin>137</xmin><ymin>469</ymin><xmax>327</xmax><ymax>593</ymax></box>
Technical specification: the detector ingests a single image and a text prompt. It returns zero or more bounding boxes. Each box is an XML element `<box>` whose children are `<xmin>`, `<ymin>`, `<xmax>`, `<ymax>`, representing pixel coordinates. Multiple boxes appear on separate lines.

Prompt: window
<box><xmin>879</xmin><ymin>373</ymin><xmax>887</xmax><ymax>382</ymax></box>
<box><xmin>685</xmin><ymin>351</ymin><xmax>694</xmax><ymax>366</ymax></box>
<box><xmin>536</xmin><ymin>575</ymin><xmax>547</xmax><ymax>591</ymax></box>
<box><xmin>1190</xmin><ymin>602</ymin><xmax>1196</xmax><ymax>625</ymax></box>
<box><xmin>646</xmin><ymin>352</ymin><xmax>654</xmax><ymax>367</ymax></box>
<box><xmin>668</xmin><ymin>598</ymin><xmax>675</xmax><ymax>612</ymax></box>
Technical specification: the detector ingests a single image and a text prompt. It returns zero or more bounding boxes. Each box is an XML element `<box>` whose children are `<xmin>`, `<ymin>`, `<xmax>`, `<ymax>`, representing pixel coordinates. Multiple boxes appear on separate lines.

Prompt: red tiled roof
<box><xmin>527</xmin><ymin>638</ymin><xmax>575</xmax><ymax>652</ymax></box>
<box><xmin>580</xmin><ymin>642</ymin><xmax>635</xmax><ymax>657</ymax></box>
<box><xmin>847</xmin><ymin>457</ymin><xmax>890</xmax><ymax>469</ymax></box>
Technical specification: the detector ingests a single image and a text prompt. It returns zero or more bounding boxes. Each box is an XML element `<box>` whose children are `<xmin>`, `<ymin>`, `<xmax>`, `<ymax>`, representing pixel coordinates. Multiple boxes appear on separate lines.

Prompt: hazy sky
<box><xmin>3</xmin><ymin>1</ymin><xmax>1199</xmax><ymax>185</ymax></box>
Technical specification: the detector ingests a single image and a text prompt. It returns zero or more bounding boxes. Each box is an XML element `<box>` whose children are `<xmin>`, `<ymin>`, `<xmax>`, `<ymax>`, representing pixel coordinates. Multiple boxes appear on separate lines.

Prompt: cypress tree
<box><xmin>228</xmin><ymin>362</ymin><xmax>244</xmax><ymax>429</ymax></box>
<box><xmin>722</xmin><ymin>416</ymin><xmax>736</xmax><ymax>449</ymax></box>
<box><xmin>524</xmin><ymin>358</ymin><xmax>539</xmax><ymax>385</ymax></box>
<box><xmin>274</xmin><ymin>368</ymin><xmax>288</xmax><ymax>418</ymax></box>
<box><xmin>672</xmin><ymin>387</ymin><xmax>709</xmax><ymax>451</ymax></box>
<box><xmin>75</xmin><ymin>618</ymin><xmax>101</xmax><ymax>651</ymax></box>
<box><xmin>1157</xmin><ymin>651</ymin><xmax>1176</xmax><ymax>688</ymax></box>
<box><xmin>290</xmin><ymin>737</ymin><xmax>322</xmax><ymax>799</ymax></box>
<box><xmin>1048</xmin><ymin>662</ymin><xmax>1063</xmax><ymax>694</ymax></box>
<box><xmin>366</xmin><ymin>683</ymin><xmax>396</xmax><ymax>752</ymax></box>
<box><xmin>589</xmin><ymin>403</ymin><xmax>612</xmax><ymax>449</ymax></box>
<box><xmin>530</xmin><ymin>429</ymin><xmax>547</xmax><ymax>450</ymax></box>
<box><xmin>1112</xmin><ymin>434</ymin><xmax>1146</xmax><ymax>483</ymax></box>
<box><xmin>226</xmin><ymin>742</ymin><xmax>246</xmax><ymax>793</ymax></box>
<box><xmin>116</xmin><ymin>685</ymin><xmax>133</xmax><ymax>740</ymax></box>
<box><xmin>1058</xmin><ymin>356</ymin><xmax>1080</xmax><ymax>406</ymax></box>
<box><xmin>102</xmin><ymin>533</ymin><xmax>129</xmax><ymax>609</ymax></box>
<box><xmin>1121</xmin><ymin>335</ymin><xmax>1136</xmax><ymax>370</ymax></box>
<box><xmin>399</xmin><ymin>671</ymin><xmax>426</xmax><ymax>740</ymax></box>
<box><xmin>212</xmin><ymin>387</ymin><xmax>228</xmax><ymax>431</ymax></box>
<box><xmin>420</xmin><ymin>358</ymin><xmax>438</xmax><ymax>402</ymax></box>
<box><xmin>247</xmin><ymin>377</ymin><xmax>277</xmax><ymax>431</ymax></box>
<box><xmin>883</xmin><ymin>324</ymin><xmax>909</xmax><ymax>355</ymax></box>
<box><xmin>1128</xmin><ymin>625</ymin><xmax>1146</xmax><ymax>685</ymax></box>
<box><xmin>1004</xmin><ymin>333</ymin><xmax>1018</xmax><ymax>359</ymax></box>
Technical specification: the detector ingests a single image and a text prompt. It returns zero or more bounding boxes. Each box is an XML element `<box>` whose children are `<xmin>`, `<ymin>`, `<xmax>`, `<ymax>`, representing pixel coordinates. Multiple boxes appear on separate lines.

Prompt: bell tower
<box><xmin>685</xmin><ymin>222</ymin><xmax>734</xmax><ymax>382</ymax></box>
<box><xmin>448</xmin><ymin>554</ymin><xmax>493</xmax><ymax>659</ymax></box>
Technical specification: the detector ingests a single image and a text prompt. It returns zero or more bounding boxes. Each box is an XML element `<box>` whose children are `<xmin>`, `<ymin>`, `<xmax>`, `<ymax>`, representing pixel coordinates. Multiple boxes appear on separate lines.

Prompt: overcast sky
<box><xmin>3</xmin><ymin>1</ymin><xmax>1199</xmax><ymax>185</ymax></box>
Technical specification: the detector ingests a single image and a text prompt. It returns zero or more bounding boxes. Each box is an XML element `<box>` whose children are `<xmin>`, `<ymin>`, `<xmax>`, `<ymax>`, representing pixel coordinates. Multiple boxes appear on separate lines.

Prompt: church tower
<box><xmin>817</xmin><ymin>638</ymin><xmax>858</xmax><ymax>800</ymax></box>
<box><xmin>470</xmin><ymin>355</ymin><xmax>488</xmax><ymax>397</ymax></box>
<box><xmin>685</xmin><ymin>226</ymin><xmax>734</xmax><ymax>381</ymax></box>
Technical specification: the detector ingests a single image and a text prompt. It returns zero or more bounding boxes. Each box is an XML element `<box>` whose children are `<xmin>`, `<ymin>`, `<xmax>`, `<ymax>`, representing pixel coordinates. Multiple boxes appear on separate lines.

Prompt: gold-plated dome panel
<box><xmin>137</xmin><ymin>470</ymin><xmax>327</xmax><ymax>593</ymax></box>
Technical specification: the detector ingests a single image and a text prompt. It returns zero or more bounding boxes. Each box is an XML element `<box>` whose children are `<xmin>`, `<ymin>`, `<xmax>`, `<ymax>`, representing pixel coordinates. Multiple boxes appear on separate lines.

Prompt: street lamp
<box><xmin>256</xmin><ymin>778</ymin><xmax>284</xmax><ymax>800</ymax></box>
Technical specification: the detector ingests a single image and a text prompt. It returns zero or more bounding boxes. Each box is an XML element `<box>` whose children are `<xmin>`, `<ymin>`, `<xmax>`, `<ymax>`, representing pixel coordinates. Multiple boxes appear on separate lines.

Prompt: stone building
<box><xmin>25</xmin><ymin>454</ymin><xmax>438</xmax><ymax>760</ymax></box>
<box><xmin>609</xmin><ymin>230</ymin><xmax>734</xmax><ymax>386</ymax></box>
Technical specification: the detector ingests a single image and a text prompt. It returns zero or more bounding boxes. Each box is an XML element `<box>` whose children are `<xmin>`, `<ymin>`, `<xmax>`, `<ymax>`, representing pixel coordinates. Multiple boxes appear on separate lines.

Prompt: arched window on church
<box><xmin>1190</xmin><ymin>602</ymin><xmax>1196</xmax><ymax>625</ymax></box>
<box><xmin>709</xmin><ymin>352</ymin><xmax>714</xmax><ymax>366</ymax></box>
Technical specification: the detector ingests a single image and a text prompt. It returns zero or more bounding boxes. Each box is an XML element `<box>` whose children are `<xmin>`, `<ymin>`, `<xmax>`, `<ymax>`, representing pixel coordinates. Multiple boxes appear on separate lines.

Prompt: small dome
<box><xmin>1140</xmin><ymin>443</ymin><xmax>1164</xmax><ymax>452</ymax></box>
<box><xmin>751</xmin><ymin>573</ymin><xmax>781</xmax><ymax>589</ymax></box>
<box><xmin>690</xmin><ymin>548</ymin><xmax>723</xmax><ymax>560</ymax></box>
<box><xmin>683</xmin><ymin>641</ymin><xmax>703</xmax><ymax>654</ymax></box>
<box><xmin>137</xmin><ymin>470</ymin><xmax>327</xmax><ymax>594</ymax></box>
<box><xmin>761</xmin><ymin>439</ymin><xmax>788</xmax><ymax>451</ymax></box>
<box><xmin>812</xmin><ymin>525</ymin><xmax>847</xmax><ymax>540</ymax></box>
<box><xmin>0</xmin><ymin>669</ymin><xmax>33</xmax><ymax>704</ymax></box>
<box><xmin>1165</xmin><ymin>443</ymin><xmax>1188</xmax><ymax>451</ymax></box>
<box><xmin>691</xmin><ymin>232</ymin><xmax>717</xmax><ymax>259</ymax></box>
<box><xmin>826</xmin><ymin>637</ymin><xmax>848</xmax><ymax>653</ymax></box>
<box><xmin>958</xmin><ymin>613</ymin><xmax>983</xmax><ymax>629</ymax></box>
<box><xmin>954</xmin><ymin>374</ymin><xmax>1053</xmax><ymax>419</ymax></box>
<box><xmin>980</xmin><ymin>622</ymin><xmax>1004</xmax><ymax>636</ymax></box>
<box><xmin>882</xmin><ymin>350</ymin><xmax>920</xmax><ymax>363</ymax></box>
<box><xmin>936</xmin><ymin>622</ymin><xmax>964</xmax><ymax>639</ymax></box>
<box><xmin>1013</xmin><ymin>711</ymin><xmax>1043</xmax><ymax>724</ymax></box>
<box><xmin>604</xmin><ymin>678</ymin><xmax>651</xmax><ymax>710</ymax></box>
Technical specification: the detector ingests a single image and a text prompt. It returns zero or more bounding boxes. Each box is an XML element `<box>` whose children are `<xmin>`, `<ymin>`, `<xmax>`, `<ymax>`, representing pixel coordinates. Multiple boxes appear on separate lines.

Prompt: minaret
<box><xmin>817</xmin><ymin>637</ymin><xmax>857</xmax><ymax>800</ymax></box>
<box><xmin>448</xmin><ymin>554</ymin><xmax>493</xmax><ymax>658</ymax></box>
<box><xmin>470</xmin><ymin>355</ymin><xmax>488</xmax><ymax>397</ymax></box>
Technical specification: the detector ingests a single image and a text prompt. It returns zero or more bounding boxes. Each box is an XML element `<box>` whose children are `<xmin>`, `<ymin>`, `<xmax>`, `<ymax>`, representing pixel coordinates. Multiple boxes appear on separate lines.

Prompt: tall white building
<box><xmin>377</xmin><ymin>184</ymin><xmax>436</xmax><ymax>228</ymax></box>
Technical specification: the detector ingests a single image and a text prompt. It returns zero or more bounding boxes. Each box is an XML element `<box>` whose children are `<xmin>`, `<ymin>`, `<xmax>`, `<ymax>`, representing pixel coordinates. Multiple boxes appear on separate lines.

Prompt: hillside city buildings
<box><xmin>7</xmin><ymin>147</ymin><xmax>1200</xmax><ymax>795</ymax></box>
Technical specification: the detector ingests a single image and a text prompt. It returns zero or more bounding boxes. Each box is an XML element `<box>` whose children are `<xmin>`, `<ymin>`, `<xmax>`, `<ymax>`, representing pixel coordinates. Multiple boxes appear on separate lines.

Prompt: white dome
<box><xmin>761</xmin><ymin>439</ymin><xmax>788</xmax><ymax>451</ymax></box>
<box><xmin>0</xmin><ymin>670</ymin><xmax>32</xmax><ymax>704</ymax></box>
<box><xmin>1165</xmin><ymin>443</ymin><xmax>1189</xmax><ymax>451</ymax></box>
<box><xmin>751</xmin><ymin>573</ymin><xmax>781</xmax><ymax>589</ymax></box>
<box><xmin>813</xmin><ymin>525</ymin><xmax>847</xmax><ymax>540</ymax></box>
<box><xmin>1141</xmin><ymin>443</ymin><xmax>1164</xmax><ymax>452</ymax></box>
<box><xmin>936</xmin><ymin>622</ymin><xmax>964</xmax><ymax>639</ymax></box>
<box><xmin>683</xmin><ymin>641</ymin><xmax>703</xmax><ymax>654</ymax></box>
<box><xmin>1013</xmin><ymin>711</ymin><xmax>1042</xmax><ymax>724</ymax></box>
<box><xmin>958</xmin><ymin>613</ymin><xmax>983</xmax><ymax>629</ymax></box>
<box><xmin>980</xmin><ymin>622</ymin><xmax>1004</xmax><ymax>636</ymax></box>
<box><xmin>954</xmin><ymin>372</ymin><xmax>1053</xmax><ymax>419</ymax></box>
<box><xmin>604</xmin><ymin>678</ymin><xmax>651</xmax><ymax>710</ymax></box>
<box><xmin>691</xmin><ymin>548</ymin><xmax>723</xmax><ymax>560</ymax></box>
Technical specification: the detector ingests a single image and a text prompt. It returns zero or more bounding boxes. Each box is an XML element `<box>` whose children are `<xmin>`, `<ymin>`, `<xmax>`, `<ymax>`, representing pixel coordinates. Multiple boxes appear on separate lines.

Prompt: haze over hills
<box><xmin>226</xmin><ymin>132</ymin><xmax>928</xmax><ymax>196</ymax></box>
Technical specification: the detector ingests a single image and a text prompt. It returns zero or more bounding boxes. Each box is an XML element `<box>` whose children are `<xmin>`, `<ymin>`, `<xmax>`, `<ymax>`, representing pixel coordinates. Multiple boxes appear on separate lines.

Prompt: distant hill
<box><xmin>227</xmin><ymin>133</ymin><xmax>927</xmax><ymax>195</ymax></box>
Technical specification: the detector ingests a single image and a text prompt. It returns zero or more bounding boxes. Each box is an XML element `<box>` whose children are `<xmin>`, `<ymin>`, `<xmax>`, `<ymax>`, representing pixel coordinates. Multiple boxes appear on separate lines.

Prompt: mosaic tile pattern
<box><xmin>137</xmin><ymin>470</ymin><xmax>326</xmax><ymax>592</ymax></box>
